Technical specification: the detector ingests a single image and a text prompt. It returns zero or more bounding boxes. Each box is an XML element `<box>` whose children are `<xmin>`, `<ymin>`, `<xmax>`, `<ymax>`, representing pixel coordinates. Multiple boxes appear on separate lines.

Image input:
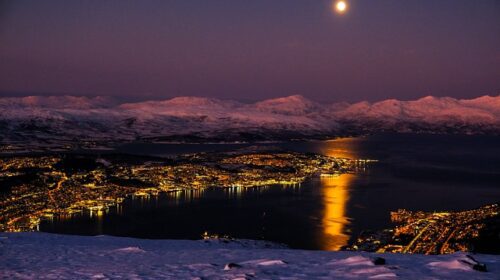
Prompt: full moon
<box><xmin>335</xmin><ymin>1</ymin><xmax>347</xmax><ymax>13</ymax></box>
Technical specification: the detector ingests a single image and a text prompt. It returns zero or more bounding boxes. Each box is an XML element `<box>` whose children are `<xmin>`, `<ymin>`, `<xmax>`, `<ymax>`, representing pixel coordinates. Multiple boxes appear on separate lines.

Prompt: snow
<box><xmin>1</xmin><ymin>233</ymin><xmax>499</xmax><ymax>279</ymax></box>
<box><xmin>1</xmin><ymin>95</ymin><xmax>500</xmax><ymax>148</ymax></box>
<box><xmin>428</xmin><ymin>259</ymin><xmax>473</xmax><ymax>271</ymax></box>
<box><xmin>253</xmin><ymin>95</ymin><xmax>320</xmax><ymax>115</ymax></box>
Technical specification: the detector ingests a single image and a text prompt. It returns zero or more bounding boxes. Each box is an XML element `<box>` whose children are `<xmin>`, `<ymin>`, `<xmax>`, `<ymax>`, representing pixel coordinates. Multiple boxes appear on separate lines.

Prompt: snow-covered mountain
<box><xmin>1</xmin><ymin>94</ymin><xmax>499</xmax><ymax>149</ymax></box>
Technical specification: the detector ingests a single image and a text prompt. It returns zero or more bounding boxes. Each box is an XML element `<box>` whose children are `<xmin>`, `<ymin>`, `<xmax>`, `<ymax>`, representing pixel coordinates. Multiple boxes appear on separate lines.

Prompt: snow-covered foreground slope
<box><xmin>1</xmin><ymin>95</ymin><xmax>500</xmax><ymax>150</ymax></box>
<box><xmin>1</xmin><ymin>233</ymin><xmax>499</xmax><ymax>279</ymax></box>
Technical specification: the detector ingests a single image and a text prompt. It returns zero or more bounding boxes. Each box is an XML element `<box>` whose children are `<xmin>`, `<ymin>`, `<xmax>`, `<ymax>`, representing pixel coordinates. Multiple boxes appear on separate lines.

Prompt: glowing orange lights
<box><xmin>320</xmin><ymin>137</ymin><xmax>358</xmax><ymax>250</ymax></box>
<box><xmin>320</xmin><ymin>174</ymin><xmax>353</xmax><ymax>250</ymax></box>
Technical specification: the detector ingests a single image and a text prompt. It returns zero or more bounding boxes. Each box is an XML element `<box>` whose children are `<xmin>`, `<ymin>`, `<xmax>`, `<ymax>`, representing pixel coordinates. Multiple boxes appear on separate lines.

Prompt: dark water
<box><xmin>40</xmin><ymin>134</ymin><xmax>500</xmax><ymax>250</ymax></box>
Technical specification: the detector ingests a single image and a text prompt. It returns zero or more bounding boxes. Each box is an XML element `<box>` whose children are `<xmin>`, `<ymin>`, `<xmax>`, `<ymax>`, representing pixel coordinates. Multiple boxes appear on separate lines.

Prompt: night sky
<box><xmin>0</xmin><ymin>0</ymin><xmax>499</xmax><ymax>102</ymax></box>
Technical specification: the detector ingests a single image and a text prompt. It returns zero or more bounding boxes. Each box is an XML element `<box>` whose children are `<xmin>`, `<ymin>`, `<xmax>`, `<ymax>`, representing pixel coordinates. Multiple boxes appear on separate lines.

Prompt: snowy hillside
<box><xmin>1</xmin><ymin>232</ymin><xmax>499</xmax><ymax>279</ymax></box>
<box><xmin>1</xmin><ymin>95</ymin><xmax>500</xmax><ymax>149</ymax></box>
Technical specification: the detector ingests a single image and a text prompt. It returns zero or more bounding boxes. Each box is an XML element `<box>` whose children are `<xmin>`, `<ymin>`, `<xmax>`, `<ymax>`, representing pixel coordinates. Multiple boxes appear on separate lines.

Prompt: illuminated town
<box><xmin>0</xmin><ymin>150</ymin><xmax>366</xmax><ymax>232</ymax></box>
<box><xmin>349</xmin><ymin>203</ymin><xmax>499</xmax><ymax>254</ymax></box>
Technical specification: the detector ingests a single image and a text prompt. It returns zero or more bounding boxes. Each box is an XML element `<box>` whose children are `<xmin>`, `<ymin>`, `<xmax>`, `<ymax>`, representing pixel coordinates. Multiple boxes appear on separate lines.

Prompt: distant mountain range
<box><xmin>1</xmin><ymin>95</ymin><xmax>499</xmax><ymax>150</ymax></box>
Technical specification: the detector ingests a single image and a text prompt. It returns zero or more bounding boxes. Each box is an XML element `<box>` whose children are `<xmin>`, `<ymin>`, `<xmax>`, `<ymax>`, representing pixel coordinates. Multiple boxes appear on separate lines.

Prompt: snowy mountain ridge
<box><xmin>1</xmin><ymin>94</ymin><xmax>499</xmax><ymax>148</ymax></box>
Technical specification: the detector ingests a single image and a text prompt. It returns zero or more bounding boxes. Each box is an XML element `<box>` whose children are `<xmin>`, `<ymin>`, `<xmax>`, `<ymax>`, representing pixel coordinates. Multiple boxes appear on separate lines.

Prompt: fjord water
<box><xmin>40</xmin><ymin>134</ymin><xmax>500</xmax><ymax>250</ymax></box>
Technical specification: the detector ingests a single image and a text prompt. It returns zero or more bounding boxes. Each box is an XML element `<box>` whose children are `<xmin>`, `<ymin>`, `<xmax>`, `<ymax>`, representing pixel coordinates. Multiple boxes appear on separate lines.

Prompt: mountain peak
<box><xmin>166</xmin><ymin>96</ymin><xmax>222</xmax><ymax>105</ymax></box>
<box><xmin>253</xmin><ymin>95</ymin><xmax>319</xmax><ymax>115</ymax></box>
<box><xmin>418</xmin><ymin>95</ymin><xmax>438</xmax><ymax>101</ymax></box>
<box><xmin>259</xmin><ymin>94</ymin><xmax>311</xmax><ymax>104</ymax></box>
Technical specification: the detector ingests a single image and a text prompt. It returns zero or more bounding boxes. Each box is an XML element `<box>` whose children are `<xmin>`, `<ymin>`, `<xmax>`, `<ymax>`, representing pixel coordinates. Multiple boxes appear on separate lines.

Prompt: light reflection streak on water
<box><xmin>320</xmin><ymin>137</ymin><xmax>358</xmax><ymax>250</ymax></box>
<box><xmin>320</xmin><ymin>173</ymin><xmax>354</xmax><ymax>250</ymax></box>
<box><xmin>322</xmin><ymin>137</ymin><xmax>361</xmax><ymax>159</ymax></box>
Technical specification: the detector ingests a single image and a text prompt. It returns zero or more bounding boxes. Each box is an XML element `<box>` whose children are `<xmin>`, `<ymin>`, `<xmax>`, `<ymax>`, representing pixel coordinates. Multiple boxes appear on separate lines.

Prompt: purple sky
<box><xmin>0</xmin><ymin>0</ymin><xmax>499</xmax><ymax>102</ymax></box>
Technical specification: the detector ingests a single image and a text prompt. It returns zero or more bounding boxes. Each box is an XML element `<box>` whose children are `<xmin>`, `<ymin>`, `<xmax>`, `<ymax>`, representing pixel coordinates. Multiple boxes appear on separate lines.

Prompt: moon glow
<box><xmin>335</xmin><ymin>1</ymin><xmax>348</xmax><ymax>14</ymax></box>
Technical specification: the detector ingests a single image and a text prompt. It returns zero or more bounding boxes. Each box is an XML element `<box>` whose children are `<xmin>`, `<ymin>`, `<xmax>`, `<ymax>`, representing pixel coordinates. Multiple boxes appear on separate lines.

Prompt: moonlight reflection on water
<box><xmin>321</xmin><ymin>174</ymin><xmax>354</xmax><ymax>250</ymax></box>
